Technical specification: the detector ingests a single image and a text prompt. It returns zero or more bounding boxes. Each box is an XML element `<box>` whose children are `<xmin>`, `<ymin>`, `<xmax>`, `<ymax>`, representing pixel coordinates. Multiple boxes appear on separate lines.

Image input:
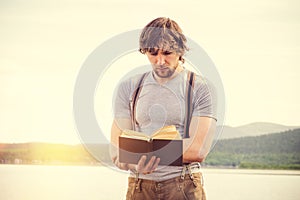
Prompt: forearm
<box><xmin>183</xmin><ymin>138</ymin><xmax>206</xmax><ymax>163</ymax></box>
<box><xmin>182</xmin><ymin>116</ymin><xmax>216</xmax><ymax>163</ymax></box>
<box><xmin>110</xmin><ymin>118</ymin><xmax>131</xmax><ymax>169</ymax></box>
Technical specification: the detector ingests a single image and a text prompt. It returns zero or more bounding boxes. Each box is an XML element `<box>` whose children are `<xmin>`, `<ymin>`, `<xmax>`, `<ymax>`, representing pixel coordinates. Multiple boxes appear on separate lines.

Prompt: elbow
<box><xmin>183</xmin><ymin>149</ymin><xmax>206</xmax><ymax>163</ymax></box>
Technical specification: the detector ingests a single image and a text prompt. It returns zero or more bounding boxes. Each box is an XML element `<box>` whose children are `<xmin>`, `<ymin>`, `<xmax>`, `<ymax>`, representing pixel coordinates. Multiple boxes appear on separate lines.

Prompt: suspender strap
<box><xmin>130</xmin><ymin>72</ymin><xmax>149</xmax><ymax>130</ymax></box>
<box><xmin>183</xmin><ymin>71</ymin><xmax>195</xmax><ymax>138</ymax></box>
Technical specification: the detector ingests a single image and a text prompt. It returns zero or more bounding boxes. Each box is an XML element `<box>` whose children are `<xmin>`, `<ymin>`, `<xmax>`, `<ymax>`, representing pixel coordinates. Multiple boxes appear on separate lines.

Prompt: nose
<box><xmin>155</xmin><ymin>54</ymin><xmax>166</xmax><ymax>65</ymax></box>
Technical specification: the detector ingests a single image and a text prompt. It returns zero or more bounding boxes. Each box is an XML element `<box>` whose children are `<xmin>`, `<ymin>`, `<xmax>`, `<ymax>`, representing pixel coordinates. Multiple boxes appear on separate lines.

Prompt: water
<box><xmin>1</xmin><ymin>165</ymin><xmax>299</xmax><ymax>200</ymax></box>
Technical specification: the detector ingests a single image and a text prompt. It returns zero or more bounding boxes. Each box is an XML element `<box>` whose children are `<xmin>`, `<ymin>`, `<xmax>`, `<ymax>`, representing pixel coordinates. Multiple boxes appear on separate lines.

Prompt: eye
<box><xmin>162</xmin><ymin>51</ymin><xmax>173</xmax><ymax>55</ymax></box>
<box><xmin>150</xmin><ymin>52</ymin><xmax>158</xmax><ymax>56</ymax></box>
<box><xmin>148</xmin><ymin>48</ymin><xmax>158</xmax><ymax>56</ymax></box>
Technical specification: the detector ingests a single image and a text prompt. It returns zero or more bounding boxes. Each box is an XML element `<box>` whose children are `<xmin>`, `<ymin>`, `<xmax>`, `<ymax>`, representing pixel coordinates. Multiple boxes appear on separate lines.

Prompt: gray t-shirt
<box><xmin>114</xmin><ymin>69</ymin><xmax>217</xmax><ymax>181</ymax></box>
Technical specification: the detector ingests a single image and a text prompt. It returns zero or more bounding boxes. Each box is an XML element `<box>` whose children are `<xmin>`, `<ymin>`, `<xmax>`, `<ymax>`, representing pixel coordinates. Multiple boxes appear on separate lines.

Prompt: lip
<box><xmin>156</xmin><ymin>68</ymin><xmax>168</xmax><ymax>72</ymax></box>
<box><xmin>156</xmin><ymin>66</ymin><xmax>168</xmax><ymax>70</ymax></box>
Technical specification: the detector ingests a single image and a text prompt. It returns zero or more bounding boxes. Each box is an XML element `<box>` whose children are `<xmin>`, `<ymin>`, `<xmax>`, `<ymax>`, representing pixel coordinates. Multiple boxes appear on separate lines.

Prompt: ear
<box><xmin>179</xmin><ymin>55</ymin><xmax>185</xmax><ymax>63</ymax></box>
<box><xmin>139</xmin><ymin>48</ymin><xmax>146</xmax><ymax>54</ymax></box>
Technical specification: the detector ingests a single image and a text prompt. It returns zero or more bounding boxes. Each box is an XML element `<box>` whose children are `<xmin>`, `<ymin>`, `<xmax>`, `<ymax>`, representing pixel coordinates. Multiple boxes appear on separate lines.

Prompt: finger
<box><xmin>136</xmin><ymin>155</ymin><xmax>147</xmax><ymax>172</ymax></box>
<box><xmin>127</xmin><ymin>163</ymin><xmax>136</xmax><ymax>171</ymax></box>
<box><xmin>118</xmin><ymin>158</ymin><xmax>129</xmax><ymax>170</ymax></box>
<box><xmin>144</xmin><ymin>156</ymin><xmax>156</xmax><ymax>172</ymax></box>
<box><xmin>150</xmin><ymin>157</ymin><xmax>160</xmax><ymax>172</ymax></box>
<box><xmin>120</xmin><ymin>162</ymin><xmax>128</xmax><ymax>170</ymax></box>
<box><xmin>112</xmin><ymin>156</ymin><xmax>117</xmax><ymax>163</ymax></box>
<box><xmin>118</xmin><ymin>161</ymin><xmax>127</xmax><ymax>169</ymax></box>
<box><xmin>114</xmin><ymin>157</ymin><xmax>128</xmax><ymax>170</ymax></box>
<box><xmin>113</xmin><ymin>156</ymin><xmax>119</xmax><ymax>166</ymax></box>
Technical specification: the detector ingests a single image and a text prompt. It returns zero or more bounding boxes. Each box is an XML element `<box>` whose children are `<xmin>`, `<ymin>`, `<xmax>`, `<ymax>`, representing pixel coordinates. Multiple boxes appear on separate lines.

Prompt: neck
<box><xmin>153</xmin><ymin>65</ymin><xmax>184</xmax><ymax>84</ymax></box>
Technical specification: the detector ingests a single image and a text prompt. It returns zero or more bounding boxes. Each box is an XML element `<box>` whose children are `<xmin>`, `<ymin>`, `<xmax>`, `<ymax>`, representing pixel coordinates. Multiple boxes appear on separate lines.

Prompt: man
<box><xmin>111</xmin><ymin>17</ymin><xmax>217</xmax><ymax>200</ymax></box>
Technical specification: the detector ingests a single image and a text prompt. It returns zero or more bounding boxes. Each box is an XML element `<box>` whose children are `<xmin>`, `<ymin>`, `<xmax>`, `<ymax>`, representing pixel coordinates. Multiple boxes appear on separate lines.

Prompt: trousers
<box><xmin>125</xmin><ymin>172</ymin><xmax>206</xmax><ymax>200</ymax></box>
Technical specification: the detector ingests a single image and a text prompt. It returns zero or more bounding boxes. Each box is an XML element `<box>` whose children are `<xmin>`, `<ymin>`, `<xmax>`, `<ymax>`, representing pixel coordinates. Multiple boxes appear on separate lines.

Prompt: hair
<box><xmin>139</xmin><ymin>17</ymin><xmax>189</xmax><ymax>63</ymax></box>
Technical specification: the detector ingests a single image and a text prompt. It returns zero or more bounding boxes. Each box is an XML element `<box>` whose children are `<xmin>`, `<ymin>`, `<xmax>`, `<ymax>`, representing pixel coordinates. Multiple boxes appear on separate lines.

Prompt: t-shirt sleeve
<box><xmin>192</xmin><ymin>78</ymin><xmax>218</xmax><ymax>121</ymax></box>
<box><xmin>113</xmin><ymin>80</ymin><xmax>132</xmax><ymax>119</ymax></box>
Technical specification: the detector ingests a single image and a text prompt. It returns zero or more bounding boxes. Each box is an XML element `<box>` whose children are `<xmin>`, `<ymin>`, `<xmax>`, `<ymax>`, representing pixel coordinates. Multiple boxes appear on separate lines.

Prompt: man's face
<box><xmin>146</xmin><ymin>48</ymin><xmax>180</xmax><ymax>78</ymax></box>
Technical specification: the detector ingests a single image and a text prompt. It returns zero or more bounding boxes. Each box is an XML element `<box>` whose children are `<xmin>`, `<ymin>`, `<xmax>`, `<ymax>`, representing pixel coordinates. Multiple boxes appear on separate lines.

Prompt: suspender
<box><xmin>130</xmin><ymin>71</ymin><xmax>195</xmax><ymax>138</ymax></box>
<box><xmin>184</xmin><ymin>71</ymin><xmax>195</xmax><ymax>138</ymax></box>
<box><xmin>130</xmin><ymin>72</ymin><xmax>149</xmax><ymax>131</ymax></box>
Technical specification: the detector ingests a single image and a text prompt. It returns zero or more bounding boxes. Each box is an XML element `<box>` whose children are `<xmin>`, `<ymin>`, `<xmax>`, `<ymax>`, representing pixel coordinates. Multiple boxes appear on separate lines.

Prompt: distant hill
<box><xmin>218</xmin><ymin>122</ymin><xmax>299</xmax><ymax>139</ymax></box>
<box><xmin>205</xmin><ymin>128</ymin><xmax>300</xmax><ymax>169</ymax></box>
<box><xmin>217</xmin><ymin>126</ymin><xmax>243</xmax><ymax>139</ymax></box>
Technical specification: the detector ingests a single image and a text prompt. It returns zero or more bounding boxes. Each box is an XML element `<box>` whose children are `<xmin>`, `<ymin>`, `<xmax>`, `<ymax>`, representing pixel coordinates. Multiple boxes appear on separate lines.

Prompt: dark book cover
<box><xmin>119</xmin><ymin>137</ymin><xmax>183</xmax><ymax>166</ymax></box>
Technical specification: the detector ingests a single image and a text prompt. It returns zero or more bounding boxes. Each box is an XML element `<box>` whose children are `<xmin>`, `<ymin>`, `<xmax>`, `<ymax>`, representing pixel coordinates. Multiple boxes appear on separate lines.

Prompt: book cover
<box><xmin>118</xmin><ymin>125</ymin><xmax>183</xmax><ymax>166</ymax></box>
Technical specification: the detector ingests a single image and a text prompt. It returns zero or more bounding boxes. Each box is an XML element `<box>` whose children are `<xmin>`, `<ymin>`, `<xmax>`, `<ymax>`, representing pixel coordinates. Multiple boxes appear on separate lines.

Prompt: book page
<box><xmin>151</xmin><ymin>131</ymin><xmax>181</xmax><ymax>140</ymax></box>
<box><xmin>121</xmin><ymin>129</ymin><xmax>151</xmax><ymax>141</ymax></box>
<box><xmin>121</xmin><ymin>125</ymin><xmax>181</xmax><ymax>141</ymax></box>
<box><xmin>151</xmin><ymin>125</ymin><xmax>182</xmax><ymax>140</ymax></box>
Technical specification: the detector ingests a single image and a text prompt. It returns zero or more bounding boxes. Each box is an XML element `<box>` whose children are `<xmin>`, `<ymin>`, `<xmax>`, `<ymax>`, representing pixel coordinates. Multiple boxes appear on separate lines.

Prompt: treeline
<box><xmin>203</xmin><ymin>128</ymin><xmax>300</xmax><ymax>169</ymax></box>
<box><xmin>1</xmin><ymin>129</ymin><xmax>300</xmax><ymax>170</ymax></box>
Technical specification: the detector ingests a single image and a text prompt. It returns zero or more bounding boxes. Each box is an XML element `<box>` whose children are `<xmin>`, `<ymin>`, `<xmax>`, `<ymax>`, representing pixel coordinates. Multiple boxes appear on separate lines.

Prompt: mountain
<box><xmin>205</xmin><ymin>128</ymin><xmax>300</xmax><ymax>169</ymax></box>
<box><xmin>236</xmin><ymin>122</ymin><xmax>299</xmax><ymax>136</ymax></box>
<box><xmin>217</xmin><ymin>126</ymin><xmax>243</xmax><ymax>140</ymax></box>
<box><xmin>218</xmin><ymin>122</ymin><xmax>299</xmax><ymax>139</ymax></box>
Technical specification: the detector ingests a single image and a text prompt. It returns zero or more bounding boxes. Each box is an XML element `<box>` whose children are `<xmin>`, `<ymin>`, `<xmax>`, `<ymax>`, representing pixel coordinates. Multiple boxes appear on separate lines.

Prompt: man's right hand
<box><xmin>113</xmin><ymin>155</ymin><xmax>160</xmax><ymax>175</ymax></box>
<box><xmin>133</xmin><ymin>155</ymin><xmax>160</xmax><ymax>175</ymax></box>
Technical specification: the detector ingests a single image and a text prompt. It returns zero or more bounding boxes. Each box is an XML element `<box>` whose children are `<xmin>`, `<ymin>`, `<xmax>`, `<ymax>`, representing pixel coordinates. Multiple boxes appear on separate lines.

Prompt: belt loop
<box><xmin>134</xmin><ymin>179</ymin><xmax>142</xmax><ymax>192</ymax></box>
<box><xmin>134</xmin><ymin>171</ymin><xmax>139</xmax><ymax>181</ymax></box>
<box><xmin>187</xmin><ymin>163</ymin><xmax>197</xmax><ymax>187</ymax></box>
<box><xmin>134</xmin><ymin>171</ymin><xmax>142</xmax><ymax>191</ymax></box>
<box><xmin>187</xmin><ymin>164</ymin><xmax>194</xmax><ymax>180</ymax></box>
<box><xmin>134</xmin><ymin>172</ymin><xmax>142</xmax><ymax>192</ymax></box>
<box><xmin>180</xmin><ymin>165</ymin><xmax>187</xmax><ymax>180</ymax></box>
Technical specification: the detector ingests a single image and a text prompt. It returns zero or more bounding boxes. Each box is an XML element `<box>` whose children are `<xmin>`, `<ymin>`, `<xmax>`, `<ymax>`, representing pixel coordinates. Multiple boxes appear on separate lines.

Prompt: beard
<box><xmin>153</xmin><ymin>65</ymin><xmax>176</xmax><ymax>78</ymax></box>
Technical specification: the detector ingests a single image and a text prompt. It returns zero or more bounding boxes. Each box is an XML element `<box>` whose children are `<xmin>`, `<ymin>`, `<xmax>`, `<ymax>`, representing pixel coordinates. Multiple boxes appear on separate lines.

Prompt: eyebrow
<box><xmin>148</xmin><ymin>48</ymin><xmax>173</xmax><ymax>55</ymax></box>
<box><xmin>148</xmin><ymin>48</ymin><xmax>158</xmax><ymax>54</ymax></box>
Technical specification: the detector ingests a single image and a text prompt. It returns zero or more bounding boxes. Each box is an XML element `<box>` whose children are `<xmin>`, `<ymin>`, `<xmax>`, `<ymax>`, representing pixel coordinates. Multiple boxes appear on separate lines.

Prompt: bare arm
<box><xmin>183</xmin><ymin>116</ymin><xmax>216</xmax><ymax>163</ymax></box>
<box><xmin>110</xmin><ymin>118</ymin><xmax>131</xmax><ymax>170</ymax></box>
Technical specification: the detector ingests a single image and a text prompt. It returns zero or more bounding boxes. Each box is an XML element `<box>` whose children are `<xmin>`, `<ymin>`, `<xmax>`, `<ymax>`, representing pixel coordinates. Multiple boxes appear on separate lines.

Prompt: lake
<box><xmin>1</xmin><ymin>165</ymin><xmax>299</xmax><ymax>200</ymax></box>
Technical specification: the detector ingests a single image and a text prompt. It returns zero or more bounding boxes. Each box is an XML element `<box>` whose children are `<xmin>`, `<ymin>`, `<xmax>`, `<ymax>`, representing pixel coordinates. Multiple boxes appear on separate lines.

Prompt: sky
<box><xmin>0</xmin><ymin>0</ymin><xmax>299</xmax><ymax>144</ymax></box>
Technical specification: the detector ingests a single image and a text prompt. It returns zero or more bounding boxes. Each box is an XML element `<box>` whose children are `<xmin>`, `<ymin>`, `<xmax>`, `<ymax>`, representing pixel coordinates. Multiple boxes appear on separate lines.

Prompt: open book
<box><xmin>121</xmin><ymin>125</ymin><xmax>182</xmax><ymax>141</ymax></box>
<box><xmin>119</xmin><ymin>125</ymin><xmax>183</xmax><ymax>166</ymax></box>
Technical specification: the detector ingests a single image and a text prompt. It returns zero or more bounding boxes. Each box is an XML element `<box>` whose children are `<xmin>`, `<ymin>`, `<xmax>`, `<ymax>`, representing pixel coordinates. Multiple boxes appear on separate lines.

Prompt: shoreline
<box><xmin>1</xmin><ymin>164</ymin><xmax>300</xmax><ymax>176</ymax></box>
